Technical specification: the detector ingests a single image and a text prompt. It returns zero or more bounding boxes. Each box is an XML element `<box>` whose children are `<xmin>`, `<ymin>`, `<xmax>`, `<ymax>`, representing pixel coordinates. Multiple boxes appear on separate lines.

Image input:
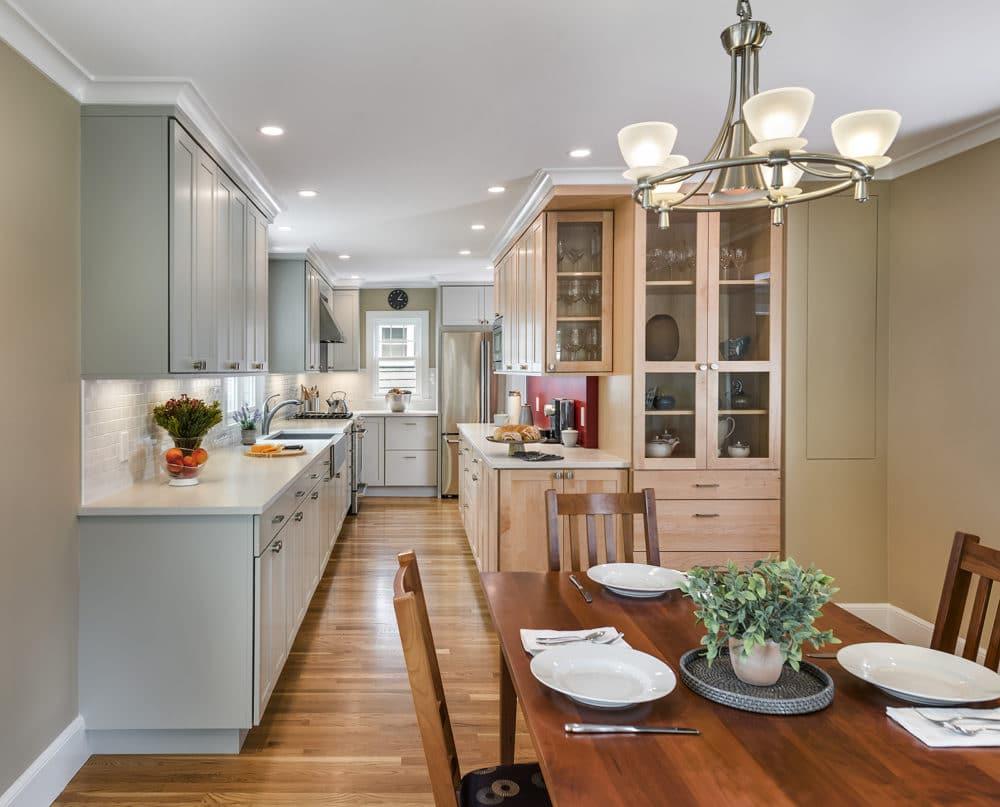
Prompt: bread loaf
<box><xmin>492</xmin><ymin>423</ymin><xmax>541</xmax><ymax>442</ymax></box>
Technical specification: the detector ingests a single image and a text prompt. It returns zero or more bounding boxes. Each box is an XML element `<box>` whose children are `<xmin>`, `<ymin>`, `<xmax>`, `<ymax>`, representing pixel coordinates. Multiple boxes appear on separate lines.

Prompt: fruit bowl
<box><xmin>163</xmin><ymin>446</ymin><xmax>209</xmax><ymax>487</ymax></box>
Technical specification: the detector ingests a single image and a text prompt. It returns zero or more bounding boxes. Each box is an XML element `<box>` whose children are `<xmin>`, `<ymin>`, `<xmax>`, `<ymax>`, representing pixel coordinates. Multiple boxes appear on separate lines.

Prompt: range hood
<box><xmin>319</xmin><ymin>292</ymin><xmax>345</xmax><ymax>344</ymax></box>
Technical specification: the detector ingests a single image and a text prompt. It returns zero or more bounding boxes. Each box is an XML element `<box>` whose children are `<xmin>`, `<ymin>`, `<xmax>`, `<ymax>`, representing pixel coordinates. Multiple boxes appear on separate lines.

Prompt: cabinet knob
<box><xmin>294</xmin><ymin>512</ymin><xmax>304</xmax><ymax>521</ymax></box>
<box><xmin>271</xmin><ymin>539</ymin><xmax>283</xmax><ymax>553</ymax></box>
<box><xmin>548</xmin><ymin>363</ymin><xmax>555</xmax><ymax>371</ymax></box>
<box><xmin>335</xmin><ymin>472</ymin><xmax>341</xmax><ymax>478</ymax></box>
<box><xmin>698</xmin><ymin>363</ymin><xmax>708</xmax><ymax>371</ymax></box>
<box><xmin>709</xmin><ymin>362</ymin><xmax>720</xmax><ymax>371</ymax></box>
<box><xmin>471</xmin><ymin>474</ymin><xmax>479</xmax><ymax>481</ymax></box>
<box><xmin>311</xmin><ymin>491</ymin><xmax>319</xmax><ymax>499</ymax></box>
<box><xmin>553</xmin><ymin>471</ymin><xmax>563</xmax><ymax>480</ymax></box>
<box><xmin>566</xmin><ymin>471</ymin><xmax>574</xmax><ymax>480</ymax></box>
<box><xmin>519</xmin><ymin>364</ymin><xmax>528</xmax><ymax>370</ymax></box>
<box><xmin>271</xmin><ymin>514</ymin><xmax>285</xmax><ymax>525</ymax></box>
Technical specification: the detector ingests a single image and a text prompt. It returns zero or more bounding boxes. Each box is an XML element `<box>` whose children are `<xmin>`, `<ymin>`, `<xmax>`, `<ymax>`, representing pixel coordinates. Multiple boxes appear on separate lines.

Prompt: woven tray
<box><xmin>679</xmin><ymin>647</ymin><xmax>834</xmax><ymax>715</ymax></box>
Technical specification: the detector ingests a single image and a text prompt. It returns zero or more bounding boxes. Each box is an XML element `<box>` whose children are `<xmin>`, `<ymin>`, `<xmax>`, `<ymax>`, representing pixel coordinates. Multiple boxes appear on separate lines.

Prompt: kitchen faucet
<box><xmin>262</xmin><ymin>399</ymin><xmax>302</xmax><ymax>436</ymax></box>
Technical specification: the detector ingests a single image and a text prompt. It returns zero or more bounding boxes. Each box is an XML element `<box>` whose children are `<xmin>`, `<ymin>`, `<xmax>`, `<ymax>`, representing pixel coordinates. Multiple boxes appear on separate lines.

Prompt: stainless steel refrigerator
<box><xmin>439</xmin><ymin>331</ymin><xmax>503</xmax><ymax>496</ymax></box>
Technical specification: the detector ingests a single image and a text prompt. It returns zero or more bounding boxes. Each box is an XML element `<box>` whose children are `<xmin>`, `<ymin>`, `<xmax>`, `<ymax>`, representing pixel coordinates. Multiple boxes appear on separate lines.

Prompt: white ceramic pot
<box><xmin>561</xmin><ymin>429</ymin><xmax>579</xmax><ymax>447</ymax></box>
<box><xmin>727</xmin><ymin>441</ymin><xmax>751</xmax><ymax>458</ymax></box>
<box><xmin>728</xmin><ymin>638</ymin><xmax>784</xmax><ymax>686</ymax></box>
<box><xmin>241</xmin><ymin>428</ymin><xmax>258</xmax><ymax>446</ymax></box>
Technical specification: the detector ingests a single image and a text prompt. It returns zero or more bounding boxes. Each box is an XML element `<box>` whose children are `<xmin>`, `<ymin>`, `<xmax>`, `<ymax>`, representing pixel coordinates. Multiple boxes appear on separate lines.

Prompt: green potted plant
<box><xmin>153</xmin><ymin>395</ymin><xmax>223</xmax><ymax>449</ymax></box>
<box><xmin>680</xmin><ymin>558</ymin><xmax>839</xmax><ymax>686</ymax></box>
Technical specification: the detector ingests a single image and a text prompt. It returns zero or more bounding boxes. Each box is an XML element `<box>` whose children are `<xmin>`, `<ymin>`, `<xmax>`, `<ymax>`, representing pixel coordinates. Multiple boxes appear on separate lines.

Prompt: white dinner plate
<box><xmin>837</xmin><ymin>643</ymin><xmax>1000</xmax><ymax>706</ymax></box>
<box><xmin>530</xmin><ymin>643</ymin><xmax>676</xmax><ymax>709</ymax></box>
<box><xmin>587</xmin><ymin>563</ymin><xmax>686</xmax><ymax>598</ymax></box>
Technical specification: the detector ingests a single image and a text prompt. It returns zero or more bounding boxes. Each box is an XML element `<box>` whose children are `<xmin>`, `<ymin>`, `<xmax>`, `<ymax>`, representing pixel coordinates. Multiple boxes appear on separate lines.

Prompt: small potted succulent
<box><xmin>152</xmin><ymin>395</ymin><xmax>222</xmax><ymax>486</ymax></box>
<box><xmin>680</xmin><ymin>558</ymin><xmax>839</xmax><ymax>686</ymax></box>
<box><xmin>234</xmin><ymin>404</ymin><xmax>261</xmax><ymax>445</ymax></box>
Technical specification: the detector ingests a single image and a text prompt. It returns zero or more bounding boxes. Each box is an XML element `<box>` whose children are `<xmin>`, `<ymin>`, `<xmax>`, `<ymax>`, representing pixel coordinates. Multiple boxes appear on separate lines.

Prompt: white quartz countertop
<box><xmin>353</xmin><ymin>409</ymin><xmax>438</xmax><ymax>418</ymax></box>
<box><xmin>79</xmin><ymin>419</ymin><xmax>351</xmax><ymax>517</ymax></box>
<box><xmin>457</xmin><ymin>424</ymin><xmax>629</xmax><ymax>470</ymax></box>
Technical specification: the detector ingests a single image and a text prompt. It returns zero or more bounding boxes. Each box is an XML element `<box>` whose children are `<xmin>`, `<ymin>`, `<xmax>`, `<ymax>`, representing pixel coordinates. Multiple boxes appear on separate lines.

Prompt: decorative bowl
<box><xmin>163</xmin><ymin>446</ymin><xmax>209</xmax><ymax>486</ymax></box>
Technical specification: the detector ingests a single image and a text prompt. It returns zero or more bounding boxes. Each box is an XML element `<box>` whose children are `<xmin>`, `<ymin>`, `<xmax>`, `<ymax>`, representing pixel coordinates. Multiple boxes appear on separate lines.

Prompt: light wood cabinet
<box><xmin>441</xmin><ymin>285</ymin><xmax>493</xmax><ymax>328</ymax></box>
<box><xmin>494</xmin><ymin>212</ymin><xmax>612</xmax><ymax>374</ymax></box>
<box><xmin>633</xmin><ymin>204</ymin><xmax>783</xmax><ymax>564</ymax></box>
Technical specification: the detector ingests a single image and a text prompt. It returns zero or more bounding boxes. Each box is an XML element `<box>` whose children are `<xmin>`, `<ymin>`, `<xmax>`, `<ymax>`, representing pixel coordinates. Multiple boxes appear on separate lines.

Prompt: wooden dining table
<box><xmin>481</xmin><ymin>572</ymin><xmax>1000</xmax><ymax>807</ymax></box>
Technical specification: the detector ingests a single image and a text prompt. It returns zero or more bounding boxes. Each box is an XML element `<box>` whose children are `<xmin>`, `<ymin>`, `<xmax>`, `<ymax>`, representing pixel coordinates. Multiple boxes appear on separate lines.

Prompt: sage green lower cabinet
<box><xmin>79</xmin><ymin>455</ymin><xmax>347</xmax><ymax>754</ymax></box>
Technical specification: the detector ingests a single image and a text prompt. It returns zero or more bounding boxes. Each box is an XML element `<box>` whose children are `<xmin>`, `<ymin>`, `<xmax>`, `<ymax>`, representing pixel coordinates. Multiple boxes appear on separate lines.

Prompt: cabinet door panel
<box><xmin>254</xmin><ymin>535</ymin><xmax>287</xmax><ymax>723</ymax></box>
<box><xmin>246</xmin><ymin>206</ymin><xmax>269</xmax><ymax>371</ymax></box>
<box><xmin>330</xmin><ymin>288</ymin><xmax>359</xmax><ymax>371</ymax></box>
<box><xmin>655</xmin><ymin>499</ymin><xmax>780</xmax><ymax>552</ymax></box>
<box><xmin>360</xmin><ymin>417</ymin><xmax>384</xmax><ymax>486</ymax></box>
<box><xmin>481</xmin><ymin>285</ymin><xmax>495</xmax><ymax>325</ymax></box>
<box><xmin>442</xmin><ymin>286</ymin><xmax>483</xmax><ymax>327</ymax></box>
<box><xmin>499</xmin><ymin>470</ymin><xmax>562</xmax><ymax>571</ymax></box>
<box><xmin>169</xmin><ymin>123</ymin><xmax>217</xmax><ymax>372</ymax></box>
<box><xmin>216</xmin><ymin>174</ymin><xmax>247</xmax><ymax>372</ymax></box>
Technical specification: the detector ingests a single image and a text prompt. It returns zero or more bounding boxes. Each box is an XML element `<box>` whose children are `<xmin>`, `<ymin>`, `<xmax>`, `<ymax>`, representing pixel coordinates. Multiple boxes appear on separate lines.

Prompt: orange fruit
<box><xmin>192</xmin><ymin>448</ymin><xmax>209</xmax><ymax>465</ymax></box>
<box><xmin>165</xmin><ymin>448</ymin><xmax>184</xmax><ymax>464</ymax></box>
<box><xmin>182</xmin><ymin>455</ymin><xmax>198</xmax><ymax>468</ymax></box>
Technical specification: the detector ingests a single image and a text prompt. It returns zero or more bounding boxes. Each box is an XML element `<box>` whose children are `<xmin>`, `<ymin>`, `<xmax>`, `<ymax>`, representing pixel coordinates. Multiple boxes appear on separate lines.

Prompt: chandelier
<box><xmin>619</xmin><ymin>0</ymin><xmax>901</xmax><ymax>228</ymax></box>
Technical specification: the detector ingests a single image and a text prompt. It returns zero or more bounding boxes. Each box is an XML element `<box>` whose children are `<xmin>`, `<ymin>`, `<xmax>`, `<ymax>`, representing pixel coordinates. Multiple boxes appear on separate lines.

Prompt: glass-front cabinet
<box><xmin>635</xmin><ymin>204</ymin><xmax>782</xmax><ymax>469</ymax></box>
<box><xmin>545</xmin><ymin>211</ymin><xmax>614</xmax><ymax>373</ymax></box>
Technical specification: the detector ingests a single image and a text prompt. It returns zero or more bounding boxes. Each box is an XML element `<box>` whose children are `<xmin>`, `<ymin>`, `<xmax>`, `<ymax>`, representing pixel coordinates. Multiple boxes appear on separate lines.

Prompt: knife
<box><xmin>568</xmin><ymin>574</ymin><xmax>592</xmax><ymax>603</ymax></box>
<box><xmin>565</xmin><ymin>723</ymin><xmax>700</xmax><ymax>736</ymax></box>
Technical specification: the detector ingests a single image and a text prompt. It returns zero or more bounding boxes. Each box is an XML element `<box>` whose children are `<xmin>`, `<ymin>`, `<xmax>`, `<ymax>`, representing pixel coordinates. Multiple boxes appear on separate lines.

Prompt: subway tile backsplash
<box><xmin>82</xmin><ymin>370</ymin><xmax>436</xmax><ymax>503</ymax></box>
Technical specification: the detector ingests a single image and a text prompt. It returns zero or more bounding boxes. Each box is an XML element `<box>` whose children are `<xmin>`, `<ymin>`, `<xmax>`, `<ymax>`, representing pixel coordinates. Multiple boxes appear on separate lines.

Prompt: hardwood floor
<box><xmin>56</xmin><ymin>498</ymin><xmax>534</xmax><ymax>806</ymax></box>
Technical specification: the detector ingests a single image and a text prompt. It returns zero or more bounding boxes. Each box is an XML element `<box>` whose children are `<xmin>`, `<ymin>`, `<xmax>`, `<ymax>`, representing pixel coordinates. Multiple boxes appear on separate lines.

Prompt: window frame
<box><xmin>366</xmin><ymin>309</ymin><xmax>430</xmax><ymax>399</ymax></box>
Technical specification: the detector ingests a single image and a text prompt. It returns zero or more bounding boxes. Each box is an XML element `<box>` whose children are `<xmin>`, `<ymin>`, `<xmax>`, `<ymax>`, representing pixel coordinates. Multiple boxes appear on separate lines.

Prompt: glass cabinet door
<box><xmin>707</xmin><ymin>208</ymin><xmax>781</xmax><ymax>468</ymax></box>
<box><xmin>638</xmin><ymin>207</ymin><xmax>708</xmax><ymax>468</ymax></box>
<box><xmin>546</xmin><ymin>211</ymin><xmax>613</xmax><ymax>372</ymax></box>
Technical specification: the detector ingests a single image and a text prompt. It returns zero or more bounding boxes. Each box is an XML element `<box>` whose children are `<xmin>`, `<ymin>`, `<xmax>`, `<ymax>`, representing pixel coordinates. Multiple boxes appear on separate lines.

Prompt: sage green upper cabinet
<box><xmin>81</xmin><ymin>108</ymin><xmax>273</xmax><ymax>376</ymax></box>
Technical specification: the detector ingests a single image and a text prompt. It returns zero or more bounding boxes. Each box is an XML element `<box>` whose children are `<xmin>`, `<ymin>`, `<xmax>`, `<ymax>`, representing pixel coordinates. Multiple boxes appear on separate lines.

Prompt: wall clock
<box><xmin>388</xmin><ymin>288</ymin><xmax>409</xmax><ymax>310</ymax></box>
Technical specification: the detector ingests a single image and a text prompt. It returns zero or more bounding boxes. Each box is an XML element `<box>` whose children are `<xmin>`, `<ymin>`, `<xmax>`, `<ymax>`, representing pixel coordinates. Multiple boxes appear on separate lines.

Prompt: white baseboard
<box><xmin>840</xmin><ymin>602</ymin><xmax>986</xmax><ymax>663</ymax></box>
<box><xmin>0</xmin><ymin>716</ymin><xmax>89</xmax><ymax>807</ymax></box>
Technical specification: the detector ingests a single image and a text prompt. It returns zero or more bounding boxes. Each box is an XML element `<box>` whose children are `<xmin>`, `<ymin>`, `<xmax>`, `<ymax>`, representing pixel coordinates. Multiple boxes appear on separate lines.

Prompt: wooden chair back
<box><xmin>930</xmin><ymin>532</ymin><xmax>1000</xmax><ymax>670</ymax></box>
<box><xmin>393</xmin><ymin>551</ymin><xmax>460</xmax><ymax>807</ymax></box>
<box><xmin>545</xmin><ymin>488</ymin><xmax>660</xmax><ymax>571</ymax></box>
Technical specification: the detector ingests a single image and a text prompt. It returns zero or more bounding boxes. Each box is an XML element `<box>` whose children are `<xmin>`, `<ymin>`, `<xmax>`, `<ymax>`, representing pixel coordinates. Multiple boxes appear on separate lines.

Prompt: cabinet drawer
<box><xmin>635</xmin><ymin>471</ymin><xmax>780</xmax><ymax>500</ymax></box>
<box><xmin>385</xmin><ymin>450</ymin><xmax>438</xmax><ymax>486</ymax></box>
<box><xmin>385</xmin><ymin>417</ymin><xmax>438</xmax><ymax>451</ymax></box>
<box><xmin>655</xmin><ymin>500</ymin><xmax>780</xmax><ymax>552</ymax></box>
<box><xmin>637</xmin><ymin>550</ymin><xmax>774</xmax><ymax>571</ymax></box>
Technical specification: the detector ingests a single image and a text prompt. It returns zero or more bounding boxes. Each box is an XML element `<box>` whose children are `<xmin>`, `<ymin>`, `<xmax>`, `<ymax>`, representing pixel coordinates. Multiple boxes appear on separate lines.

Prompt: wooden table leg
<box><xmin>499</xmin><ymin>650</ymin><xmax>516</xmax><ymax>764</ymax></box>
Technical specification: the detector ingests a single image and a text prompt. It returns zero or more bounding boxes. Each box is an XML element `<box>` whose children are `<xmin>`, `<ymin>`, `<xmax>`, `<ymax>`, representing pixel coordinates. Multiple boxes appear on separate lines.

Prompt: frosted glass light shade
<box><xmin>743</xmin><ymin>87</ymin><xmax>815</xmax><ymax>142</ymax></box>
<box><xmin>618</xmin><ymin>122</ymin><xmax>678</xmax><ymax>169</ymax></box>
<box><xmin>649</xmin><ymin>156</ymin><xmax>690</xmax><ymax>205</ymax></box>
<box><xmin>761</xmin><ymin>158</ymin><xmax>804</xmax><ymax>190</ymax></box>
<box><xmin>832</xmin><ymin>109</ymin><xmax>902</xmax><ymax>158</ymax></box>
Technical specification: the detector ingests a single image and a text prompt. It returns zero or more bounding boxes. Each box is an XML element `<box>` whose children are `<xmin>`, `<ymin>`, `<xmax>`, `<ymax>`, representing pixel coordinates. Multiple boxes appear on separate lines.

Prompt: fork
<box><xmin>537</xmin><ymin>630</ymin><xmax>623</xmax><ymax>646</ymax></box>
<box><xmin>916</xmin><ymin>710</ymin><xmax>1000</xmax><ymax>735</ymax></box>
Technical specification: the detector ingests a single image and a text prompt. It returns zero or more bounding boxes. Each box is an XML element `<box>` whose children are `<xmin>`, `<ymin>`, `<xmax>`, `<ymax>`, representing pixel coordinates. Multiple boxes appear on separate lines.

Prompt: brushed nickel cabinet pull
<box><xmin>311</xmin><ymin>491</ymin><xmax>319</xmax><ymax>499</ymax></box>
<box><xmin>693</xmin><ymin>513</ymin><xmax>720</xmax><ymax>518</ymax></box>
<box><xmin>295</xmin><ymin>490</ymin><xmax>306</xmax><ymax>498</ymax></box>
<box><xmin>271</xmin><ymin>540</ymin><xmax>283</xmax><ymax>553</ymax></box>
<box><xmin>271</xmin><ymin>514</ymin><xmax>285</xmax><ymax>525</ymax></box>
<box><xmin>695</xmin><ymin>483</ymin><xmax>720</xmax><ymax>488</ymax></box>
<box><xmin>310</xmin><ymin>473</ymin><xmax>319</xmax><ymax>479</ymax></box>
<box><xmin>294</xmin><ymin>512</ymin><xmax>304</xmax><ymax>521</ymax></box>
<box><xmin>192</xmin><ymin>360</ymin><xmax>207</xmax><ymax>370</ymax></box>
<box><xmin>553</xmin><ymin>471</ymin><xmax>563</xmax><ymax>480</ymax></box>
<box><xmin>471</xmin><ymin>474</ymin><xmax>479</xmax><ymax>481</ymax></box>
<box><xmin>252</xmin><ymin>362</ymin><xmax>265</xmax><ymax>370</ymax></box>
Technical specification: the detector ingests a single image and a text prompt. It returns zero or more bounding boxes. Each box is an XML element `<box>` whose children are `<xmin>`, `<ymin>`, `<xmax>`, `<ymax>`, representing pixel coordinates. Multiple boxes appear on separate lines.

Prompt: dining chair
<box><xmin>393</xmin><ymin>551</ymin><xmax>552</xmax><ymax>807</ymax></box>
<box><xmin>930</xmin><ymin>531</ymin><xmax>1000</xmax><ymax>670</ymax></box>
<box><xmin>544</xmin><ymin>488</ymin><xmax>660</xmax><ymax>571</ymax></box>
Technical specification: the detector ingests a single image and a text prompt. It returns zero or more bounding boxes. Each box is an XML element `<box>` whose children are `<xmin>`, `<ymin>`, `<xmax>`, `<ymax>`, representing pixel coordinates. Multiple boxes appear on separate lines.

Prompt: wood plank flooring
<box><xmin>56</xmin><ymin>498</ymin><xmax>534</xmax><ymax>806</ymax></box>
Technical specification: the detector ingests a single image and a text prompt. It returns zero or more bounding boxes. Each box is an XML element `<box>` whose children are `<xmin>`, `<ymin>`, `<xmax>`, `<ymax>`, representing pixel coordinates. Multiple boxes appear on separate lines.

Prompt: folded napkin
<box><xmin>520</xmin><ymin>627</ymin><xmax>629</xmax><ymax>656</ymax></box>
<box><xmin>887</xmin><ymin>707</ymin><xmax>1000</xmax><ymax>748</ymax></box>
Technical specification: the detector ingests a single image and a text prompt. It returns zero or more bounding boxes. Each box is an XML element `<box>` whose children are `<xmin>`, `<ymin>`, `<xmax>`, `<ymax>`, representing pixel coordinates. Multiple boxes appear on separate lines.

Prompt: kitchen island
<box><xmin>456</xmin><ymin>423</ymin><xmax>630</xmax><ymax>572</ymax></box>
<box><xmin>76</xmin><ymin>419</ymin><xmax>353</xmax><ymax>754</ymax></box>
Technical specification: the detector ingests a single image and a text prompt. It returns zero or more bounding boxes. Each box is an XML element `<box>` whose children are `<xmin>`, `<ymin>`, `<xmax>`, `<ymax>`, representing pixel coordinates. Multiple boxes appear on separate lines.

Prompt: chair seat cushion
<box><xmin>459</xmin><ymin>763</ymin><xmax>552</xmax><ymax>806</ymax></box>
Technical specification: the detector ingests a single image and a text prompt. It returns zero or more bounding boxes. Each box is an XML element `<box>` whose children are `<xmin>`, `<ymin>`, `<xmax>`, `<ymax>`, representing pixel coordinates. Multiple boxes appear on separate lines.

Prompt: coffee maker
<box><xmin>545</xmin><ymin>398</ymin><xmax>576</xmax><ymax>443</ymax></box>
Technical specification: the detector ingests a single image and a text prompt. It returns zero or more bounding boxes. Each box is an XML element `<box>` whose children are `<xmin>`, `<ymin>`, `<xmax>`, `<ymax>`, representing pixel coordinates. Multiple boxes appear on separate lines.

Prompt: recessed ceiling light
<box><xmin>569</xmin><ymin>148</ymin><xmax>592</xmax><ymax>158</ymax></box>
<box><xmin>458</xmin><ymin>250</ymin><xmax>471</xmax><ymax>256</ymax></box>
<box><xmin>298</xmin><ymin>189</ymin><xmax>318</xmax><ymax>198</ymax></box>
<box><xmin>338</xmin><ymin>254</ymin><xmax>351</xmax><ymax>260</ymax></box>
<box><xmin>259</xmin><ymin>125</ymin><xmax>284</xmax><ymax>137</ymax></box>
<box><xmin>471</xmin><ymin>223</ymin><xmax>485</xmax><ymax>231</ymax></box>
<box><xmin>277</xmin><ymin>225</ymin><xmax>292</xmax><ymax>232</ymax></box>
<box><xmin>488</xmin><ymin>186</ymin><xmax>506</xmax><ymax>194</ymax></box>
<box><xmin>350</xmin><ymin>274</ymin><xmax>360</xmax><ymax>279</ymax></box>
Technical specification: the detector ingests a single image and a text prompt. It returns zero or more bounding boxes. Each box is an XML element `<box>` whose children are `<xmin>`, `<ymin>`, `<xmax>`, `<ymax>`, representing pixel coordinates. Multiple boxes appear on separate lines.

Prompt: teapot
<box><xmin>646</xmin><ymin>433</ymin><xmax>680</xmax><ymax>458</ymax></box>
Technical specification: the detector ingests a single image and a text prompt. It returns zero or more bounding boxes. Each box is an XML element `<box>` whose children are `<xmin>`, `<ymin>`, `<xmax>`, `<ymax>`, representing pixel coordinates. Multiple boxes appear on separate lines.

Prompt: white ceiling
<box><xmin>8</xmin><ymin>0</ymin><xmax>1000</xmax><ymax>284</ymax></box>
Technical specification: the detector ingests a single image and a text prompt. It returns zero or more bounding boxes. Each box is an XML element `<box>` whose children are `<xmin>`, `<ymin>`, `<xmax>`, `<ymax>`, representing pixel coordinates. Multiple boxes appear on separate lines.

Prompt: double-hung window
<box><xmin>367</xmin><ymin>310</ymin><xmax>429</xmax><ymax>399</ymax></box>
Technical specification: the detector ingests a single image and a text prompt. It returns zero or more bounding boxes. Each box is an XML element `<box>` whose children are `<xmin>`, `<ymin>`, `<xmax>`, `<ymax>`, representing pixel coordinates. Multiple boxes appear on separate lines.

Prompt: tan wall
<box><xmin>0</xmin><ymin>41</ymin><xmax>81</xmax><ymax>791</ymax></box>
<box><xmin>784</xmin><ymin>188</ymin><xmax>891</xmax><ymax>601</ymax></box>
<box><xmin>886</xmin><ymin>140</ymin><xmax>1000</xmax><ymax>621</ymax></box>
<box><xmin>358</xmin><ymin>287</ymin><xmax>438</xmax><ymax>368</ymax></box>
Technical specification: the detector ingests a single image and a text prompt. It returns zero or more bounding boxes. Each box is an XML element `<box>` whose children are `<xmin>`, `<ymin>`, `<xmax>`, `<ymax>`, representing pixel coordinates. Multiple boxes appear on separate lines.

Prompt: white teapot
<box><xmin>646</xmin><ymin>433</ymin><xmax>680</xmax><ymax>458</ymax></box>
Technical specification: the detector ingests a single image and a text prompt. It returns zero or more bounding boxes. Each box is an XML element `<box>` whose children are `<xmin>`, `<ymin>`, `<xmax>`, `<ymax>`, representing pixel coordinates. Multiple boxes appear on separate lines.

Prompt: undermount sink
<box><xmin>266</xmin><ymin>430</ymin><xmax>340</xmax><ymax>440</ymax></box>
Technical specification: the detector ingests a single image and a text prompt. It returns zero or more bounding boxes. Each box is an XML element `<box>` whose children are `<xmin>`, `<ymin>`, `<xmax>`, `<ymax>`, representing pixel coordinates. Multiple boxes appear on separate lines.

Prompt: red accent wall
<box><xmin>524</xmin><ymin>376</ymin><xmax>600</xmax><ymax>448</ymax></box>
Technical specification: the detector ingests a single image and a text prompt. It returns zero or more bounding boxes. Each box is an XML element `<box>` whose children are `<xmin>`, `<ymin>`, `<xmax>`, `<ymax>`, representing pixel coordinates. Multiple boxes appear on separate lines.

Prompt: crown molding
<box><xmin>881</xmin><ymin>113</ymin><xmax>1000</xmax><ymax>179</ymax></box>
<box><xmin>1</xmin><ymin>1</ymin><xmax>281</xmax><ymax>217</ymax></box>
<box><xmin>489</xmin><ymin>167</ymin><xmax>629</xmax><ymax>262</ymax></box>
